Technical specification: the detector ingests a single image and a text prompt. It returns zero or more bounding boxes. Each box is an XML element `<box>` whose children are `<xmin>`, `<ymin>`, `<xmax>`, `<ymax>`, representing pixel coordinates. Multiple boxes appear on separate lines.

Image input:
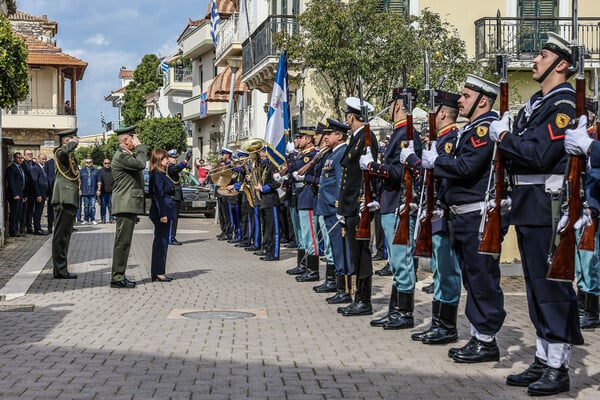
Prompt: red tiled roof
<box><xmin>119</xmin><ymin>69</ymin><xmax>134</xmax><ymax>79</ymax></box>
<box><xmin>204</xmin><ymin>0</ymin><xmax>237</xmax><ymax>19</ymax></box>
<box><xmin>207</xmin><ymin>65</ymin><xmax>247</xmax><ymax>102</ymax></box>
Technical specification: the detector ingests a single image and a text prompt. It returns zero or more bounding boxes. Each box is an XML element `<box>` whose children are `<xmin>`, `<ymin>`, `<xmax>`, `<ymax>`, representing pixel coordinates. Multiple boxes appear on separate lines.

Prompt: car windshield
<box><xmin>181</xmin><ymin>171</ymin><xmax>200</xmax><ymax>186</ymax></box>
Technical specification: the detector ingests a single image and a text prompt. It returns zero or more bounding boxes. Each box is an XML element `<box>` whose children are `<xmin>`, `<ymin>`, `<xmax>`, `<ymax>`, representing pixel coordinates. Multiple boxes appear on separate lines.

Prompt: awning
<box><xmin>207</xmin><ymin>65</ymin><xmax>247</xmax><ymax>102</ymax></box>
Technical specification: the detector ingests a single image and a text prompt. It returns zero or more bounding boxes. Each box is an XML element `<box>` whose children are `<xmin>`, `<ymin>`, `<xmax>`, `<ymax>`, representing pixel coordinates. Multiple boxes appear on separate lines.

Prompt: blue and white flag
<box><xmin>264</xmin><ymin>51</ymin><xmax>289</xmax><ymax>168</ymax></box>
<box><xmin>160</xmin><ymin>59</ymin><xmax>169</xmax><ymax>74</ymax></box>
<box><xmin>210</xmin><ymin>0</ymin><xmax>221</xmax><ymax>47</ymax></box>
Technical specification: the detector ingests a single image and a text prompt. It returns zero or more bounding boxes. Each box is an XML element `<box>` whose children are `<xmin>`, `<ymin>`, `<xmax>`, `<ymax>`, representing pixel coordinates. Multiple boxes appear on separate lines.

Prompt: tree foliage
<box><xmin>136</xmin><ymin>117</ymin><xmax>187</xmax><ymax>156</ymax></box>
<box><xmin>280</xmin><ymin>0</ymin><xmax>479</xmax><ymax>117</ymax></box>
<box><xmin>121</xmin><ymin>54</ymin><xmax>163</xmax><ymax>126</ymax></box>
<box><xmin>0</xmin><ymin>14</ymin><xmax>29</xmax><ymax>108</ymax></box>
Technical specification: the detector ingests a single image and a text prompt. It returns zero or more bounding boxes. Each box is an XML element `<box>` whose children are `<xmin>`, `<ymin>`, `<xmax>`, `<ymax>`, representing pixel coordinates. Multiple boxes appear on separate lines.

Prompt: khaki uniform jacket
<box><xmin>111</xmin><ymin>144</ymin><xmax>147</xmax><ymax>215</ymax></box>
<box><xmin>51</xmin><ymin>141</ymin><xmax>80</xmax><ymax>207</ymax></box>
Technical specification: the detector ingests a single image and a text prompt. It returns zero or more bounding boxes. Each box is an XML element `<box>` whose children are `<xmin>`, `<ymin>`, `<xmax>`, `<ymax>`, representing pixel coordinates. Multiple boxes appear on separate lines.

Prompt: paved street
<box><xmin>1</xmin><ymin>216</ymin><xmax>599</xmax><ymax>399</ymax></box>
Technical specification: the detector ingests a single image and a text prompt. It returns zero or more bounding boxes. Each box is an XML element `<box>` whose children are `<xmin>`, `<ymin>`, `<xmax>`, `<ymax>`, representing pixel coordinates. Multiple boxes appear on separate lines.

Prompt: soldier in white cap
<box><xmin>422</xmin><ymin>74</ymin><xmax>506</xmax><ymax>363</ymax></box>
<box><xmin>489</xmin><ymin>31</ymin><xmax>583</xmax><ymax>396</ymax></box>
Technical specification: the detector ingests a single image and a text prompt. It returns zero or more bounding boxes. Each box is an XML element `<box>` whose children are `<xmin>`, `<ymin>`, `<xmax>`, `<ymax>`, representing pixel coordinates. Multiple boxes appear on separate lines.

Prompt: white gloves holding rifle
<box><xmin>489</xmin><ymin>111</ymin><xmax>511</xmax><ymax>142</ymax></box>
<box><xmin>359</xmin><ymin>147</ymin><xmax>374</xmax><ymax>170</ymax></box>
<box><xmin>564</xmin><ymin>115</ymin><xmax>593</xmax><ymax>156</ymax></box>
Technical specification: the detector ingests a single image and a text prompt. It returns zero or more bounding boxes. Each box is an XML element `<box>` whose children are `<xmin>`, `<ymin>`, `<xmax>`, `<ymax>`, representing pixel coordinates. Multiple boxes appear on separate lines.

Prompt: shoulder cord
<box><xmin>53</xmin><ymin>147</ymin><xmax>80</xmax><ymax>184</ymax></box>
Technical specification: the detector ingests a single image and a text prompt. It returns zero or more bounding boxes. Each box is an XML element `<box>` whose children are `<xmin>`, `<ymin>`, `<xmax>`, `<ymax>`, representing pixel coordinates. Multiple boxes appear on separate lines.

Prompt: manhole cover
<box><xmin>181</xmin><ymin>311</ymin><xmax>256</xmax><ymax>320</ymax></box>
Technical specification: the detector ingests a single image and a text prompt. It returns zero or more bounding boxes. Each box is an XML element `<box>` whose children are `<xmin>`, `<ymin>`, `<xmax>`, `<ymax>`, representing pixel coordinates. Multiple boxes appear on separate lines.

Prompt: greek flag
<box><xmin>263</xmin><ymin>51</ymin><xmax>289</xmax><ymax>168</ymax></box>
<box><xmin>160</xmin><ymin>59</ymin><xmax>169</xmax><ymax>74</ymax></box>
<box><xmin>210</xmin><ymin>0</ymin><xmax>221</xmax><ymax>47</ymax></box>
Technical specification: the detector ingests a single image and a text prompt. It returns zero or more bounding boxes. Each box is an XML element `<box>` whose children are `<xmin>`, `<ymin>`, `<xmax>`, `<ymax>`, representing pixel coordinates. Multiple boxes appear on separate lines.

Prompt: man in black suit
<box><xmin>21</xmin><ymin>149</ymin><xmax>35</xmax><ymax>233</ymax></box>
<box><xmin>41</xmin><ymin>154</ymin><xmax>56</xmax><ymax>233</ymax></box>
<box><xmin>30</xmin><ymin>155</ymin><xmax>49</xmax><ymax>235</ymax></box>
<box><xmin>5</xmin><ymin>152</ymin><xmax>26</xmax><ymax>237</ymax></box>
<box><xmin>336</xmin><ymin>97</ymin><xmax>379</xmax><ymax>316</ymax></box>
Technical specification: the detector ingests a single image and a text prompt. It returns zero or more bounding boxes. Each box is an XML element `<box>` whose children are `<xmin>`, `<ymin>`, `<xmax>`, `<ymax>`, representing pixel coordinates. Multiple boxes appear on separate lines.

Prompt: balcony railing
<box><xmin>242</xmin><ymin>15</ymin><xmax>298</xmax><ymax>77</ymax></box>
<box><xmin>216</xmin><ymin>13</ymin><xmax>241</xmax><ymax>60</ymax></box>
<box><xmin>232</xmin><ymin>106</ymin><xmax>254</xmax><ymax>141</ymax></box>
<box><xmin>3</xmin><ymin>103</ymin><xmax>73</xmax><ymax>116</ymax></box>
<box><xmin>163</xmin><ymin>66</ymin><xmax>193</xmax><ymax>87</ymax></box>
<box><xmin>475</xmin><ymin>17</ymin><xmax>600</xmax><ymax>61</ymax></box>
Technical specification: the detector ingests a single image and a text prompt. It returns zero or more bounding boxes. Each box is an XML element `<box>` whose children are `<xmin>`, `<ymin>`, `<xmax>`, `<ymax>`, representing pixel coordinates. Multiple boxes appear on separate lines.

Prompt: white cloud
<box><xmin>85</xmin><ymin>33</ymin><xmax>108</xmax><ymax>46</ymax></box>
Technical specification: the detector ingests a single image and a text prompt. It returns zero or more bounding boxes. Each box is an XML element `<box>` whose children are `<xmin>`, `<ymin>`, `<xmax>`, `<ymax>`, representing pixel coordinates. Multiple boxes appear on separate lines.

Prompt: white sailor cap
<box><xmin>543</xmin><ymin>32</ymin><xmax>572</xmax><ymax>61</ymax></box>
<box><xmin>344</xmin><ymin>97</ymin><xmax>374</xmax><ymax>122</ymax></box>
<box><xmin>464</xmin><ymin>74</ymin><xmax>500</xmax><ymax>99</ymax></box>
<box><xmin>221</xmin><ymin>147</ymin><xmax>234</xmax><ymax>155</ymax></box>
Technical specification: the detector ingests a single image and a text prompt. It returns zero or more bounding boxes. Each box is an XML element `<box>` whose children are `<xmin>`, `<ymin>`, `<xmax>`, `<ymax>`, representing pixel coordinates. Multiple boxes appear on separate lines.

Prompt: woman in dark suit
<box><xmin>149</xmin><ymin>149</ymin><xmax>176</xmax><ymax>282</ymax></box>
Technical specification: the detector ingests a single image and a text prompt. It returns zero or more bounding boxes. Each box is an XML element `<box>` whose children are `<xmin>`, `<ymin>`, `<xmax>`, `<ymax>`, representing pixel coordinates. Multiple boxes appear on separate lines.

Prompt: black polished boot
<box><xmin>337</xmin><ymin>276</ymin><xmax>357</xmax><ymax>312</ymax></box>
<box><xmin>450</xmin><ymin>336</ymin><xmax>499</xmax><ymax>363</ymax></box>
<box><xmin>296</xmin><ymin>255</ymin><xmax>320</xmax><ymax>282</ymax></box>
<box><xmin>411</xmin><ymin>300</ymin><xmax>440</xmax><ymax>341</ymax></box>
<box><xmin>527</xmin><ymin>366</ymin><xmax>570</xmax><ymax>396</ymax></box>
<box><xmin>286</xmin><ymin>249</ymin><xmax>306</xmax><ymax>275</ymax></box>
<box><xmin>374</xmin><ymin>262</ymin><xmax>392</xmax><ymax>276</ymax></box>
<box><xmin>313</xmin><ymin>264</ymin><xmax>337</xmax><ymax>293</ymax></box>
<box><xmin>506</xmin><ymin>357</ymin><xmax>548</xmax><ymax>387</ymax></box>
<box><xmin>383</xmin><ymin>291</ymin><xmax>414</xmax><ymax>329</ymax></box>
<box><xmin>342</xmin><ymin>276</ymin><xmax>373</xmax><ymax>316</ymax></box>
<box><xmin>422</xmin><ymin>302</ymin><xmax>459</xmax><ymax>344</ymax></box>
<box><xmin>421</xmin><ymin>282</ymin><xmax>434</xmax><ymax>294</ymax></box>
<box><xmin>580</xmin><ymin>292</ymin><xmax>600</xmax><ymax>329</ymax></box>
<box><xmin>327</xmin><ymin>275</ymin><xmax>352</xmax><ymax>304</ymax></box>
<box><xmin>371</xmin><ymin>286</ymin><xmax>399</xmax><ymax>327</ymax></box>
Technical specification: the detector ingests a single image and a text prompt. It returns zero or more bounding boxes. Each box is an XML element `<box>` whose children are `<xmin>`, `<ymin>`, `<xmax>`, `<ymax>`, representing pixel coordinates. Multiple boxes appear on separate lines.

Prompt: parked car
<box><xmin>143</xmin><ymin>169</ymin><xmax>216</xmax><ymax>218</ymax></box>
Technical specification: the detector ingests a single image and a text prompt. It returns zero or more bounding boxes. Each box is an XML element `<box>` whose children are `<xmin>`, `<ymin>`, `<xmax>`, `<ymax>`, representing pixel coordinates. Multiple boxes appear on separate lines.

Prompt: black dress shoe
<box><xmin>372</xmin><ymin>254</ymin><xmax>385</xmax><ymax>261</ymax></box>
<box><xmin>151</xmin><ymin>275</ymin><xmax>173</xmax><ymax>282</ymax></box>
<box><xmin>383</xmin><ymin>314</ymin><xmax>414</xmax><ymax>329</ymax></box>
<box><xmin>110</xmin><ymin>280</ymin><xmax>136</xmax><ymax>288</ymax></box>
<box><xmin>260</xmin><ymin>255</ymin><xmax>279</xmax><ymax>261</ymax></box>
<box><xmin>313</xmin><ymin>280</ymin><xmax>337</xmax><ymax>293</ymax></box>
<box><xmin>527</xmin><ymin>366</ymin><xmax>570</xmax><ymax>396</ymax></box>
<box><xmin>286</xmin><ymin>265</ymin><xmax>306</xmax><ymax>275</ymax></box>
<box><xmin>411</xmin><ymin>325</ymin><xmax>435</xmax><ymax>341</ymax></box>
<box><xmin>218</xmin><ymin>236</ymin><xmax>231</xmax><ymax>241</ymax></box>
<box><xmin>450</xmin><ymin>337</ymin><xmax>499</xmax><ymax>363</ymax></box>
<box><xmin>245</xmin><ymin>247</ymin><xmax>260</xmax><ymax>252</ymax></box>
<box><xmin>54</xmin><ymin>272</ymin><xmax>78</xmax><ymax>279</ymax></box>
<box><xmin>370</xmin><ymin>313</ymin><xmax>392</xmax><ymax>327</ymax></box>
<box><xmin>296</xmin><ymin>271</ymin><xmax>319</xmax><ymax>282</ymax></box>
<box><xmin>34</xmin><ymin>230</ymin><xmax>49</xmax><ymax>235</ymax></box>
<box><xmin>421</xmin><ymin>326</ymin><xmax>458</xmax><ymax>344</ymax></box>
<box><xmin>254</xmin><ymin>250</ymin><xmax>268</xmax><ymax>256</ymax></box>
<box><xmin>341</xmin><ymin>301</ymin><xmax>373</xmax><ymax>316</ymax></box>
<box><xmin>170</xmin><ymin>238</ymin><xmax>183</xmax><ymax>246</ymax></box>
<box><xmin>326</xmin><ymin>292</ymin><xmax>352</xmax><ymax>304</ymax></box>
<box><xmin>283</xmin><ymin>241</ymin><xmax>297</xmax><ymax>248</ymax></box>
<box><xmin>227</xmin><ymin>238</ymin><xmax>240</xmax><ymax>244</ymax></box>
<box><xmin>506</xmin><ymin>357</ymin><xmax>548</xmax><ymax>387</ymax></box>
<box><xmin>123</xmin><ymin>277</ymin><xmax>137</xmax><ymax>286</ymax></box>
<box><xmin>421</xmin><ymin>282</ymin><xmax>435</xmax><ymax>294</ymax></box>
<box><xmin>234</xmin><ymin>242</ymin><xmax>248</xmax><ymax>248</ymax></box>
<box><xmin>374</xmin><ymin>263</ymin><xmax>392</xmax><ymax>276</ymax></box>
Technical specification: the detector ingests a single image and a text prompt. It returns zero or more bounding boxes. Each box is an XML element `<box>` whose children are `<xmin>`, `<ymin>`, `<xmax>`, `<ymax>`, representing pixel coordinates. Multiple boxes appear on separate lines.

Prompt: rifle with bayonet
<box><xmin>547</xmin><ymin>0</ymin><xmax>586</xmax><ymax>281</ymax></box>
<box><xmin>478</xmin><ymin>10</ymin><xmax>507</xmax><ymax>257</ymax></box>
<box><xmin>578</xmin><ymin>68</ymin><xmax>600</xmax><ymax>251</ymax></box>
<box><xmin>393</xmin><ymin>72</ymin><xmax>415</xmax><ymax>246</ymax></box>
<box><xmin>413</xmin><ymin>51</ymin><xmax>435</xmax><ymax>257</ymax></box>
<box><xmin>356</xmin><ymin>76</ymin><xmax>374</xmax><ymax>240</ymax></box>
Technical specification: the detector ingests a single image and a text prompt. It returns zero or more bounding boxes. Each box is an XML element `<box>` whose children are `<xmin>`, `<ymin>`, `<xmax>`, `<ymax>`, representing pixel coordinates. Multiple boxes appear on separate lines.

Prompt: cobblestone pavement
<box><xmin>0</xmin><ymin>216</ymin><xmax>599</xmax><ymax>399</ymax></box>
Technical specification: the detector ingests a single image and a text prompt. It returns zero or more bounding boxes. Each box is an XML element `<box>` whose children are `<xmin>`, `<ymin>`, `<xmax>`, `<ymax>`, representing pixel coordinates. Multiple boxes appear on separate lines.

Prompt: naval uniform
<box><xmin>499</xmin><ymin>82</ymin><xmax>584</xmax><ymax>352</ymax></box>
<box><xmin>434</xmin><ymin>110</ymin><xmax>506</xmax><ymax>338</ymax></box>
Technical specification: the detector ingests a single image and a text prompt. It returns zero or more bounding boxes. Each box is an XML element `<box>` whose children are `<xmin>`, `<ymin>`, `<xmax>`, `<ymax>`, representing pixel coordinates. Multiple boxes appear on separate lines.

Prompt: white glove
<box><xmin>487</xmin><ymin>197</ymin><xmax>512</xmax><ymax>212</ymax></box>
<box><xmin>292</xmin><ymin>171</ymin><xmax>305</xmax><ymax>182</ymax></box>
<box><xmin>336</xmin><ymin>214</ymin><xmax>346</xmax><ymax>226</ymax></box>
<box><xmin>489</xmin><ymin>111</ymin><xmax>511</xmax><ymax>142</ymax></box>
<box><xmin>421</xmin><ymin>147</ymin><xmax>438</xmax><ymax>169</ymax></box>
<box><xmin>273</xmin><ymin>172</ymin><xmax>283</xmax><ymax>183</ymax></box>
<box><xmin>565</xmin><ymin>115</ymin><xmax>593</xmax><ymax>156</ymax></box>
<box><xmin>400</xmin><ymin>141</ymin><xmax>415</xmax><ymax>164</ymax></box>
<box><xmin>366</xmin><ymin>200</ymin><xmax>380</xmax><ymax>212</ymax></box>
<box><xmin>359</xmin><ymin>147</ymin><xmax>374</xmax><ymax>171</ymax></box>
<box><xmin>574</xmin><ymin>208</ymin><xmax>593</xmax><ymax>230</ymax></box>
<box><xmin>286</xmin><ymin>141</ymin><xmax>295</xmax><ymax>154</ymax></box>
<box><xmin>557</xmin><ymin>213</ymin><xmax>569</xmax><ymax>232</ymax></box>
<box><xmin>397</xmin><ymin>203</ymin><xmax>418</xmax><ymax>214</ymax></box>
<box><xmin>431</xmin><ymin>208</ymin><xmax>445</xmax><ymax>222</ymax></box>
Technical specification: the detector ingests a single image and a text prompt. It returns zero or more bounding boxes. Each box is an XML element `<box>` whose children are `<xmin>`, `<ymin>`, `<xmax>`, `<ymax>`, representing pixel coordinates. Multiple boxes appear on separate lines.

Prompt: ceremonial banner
<box><xmin>263</xmin><ymin>51</ymin><xmax>289</xmax><ymax>168</ymax></box>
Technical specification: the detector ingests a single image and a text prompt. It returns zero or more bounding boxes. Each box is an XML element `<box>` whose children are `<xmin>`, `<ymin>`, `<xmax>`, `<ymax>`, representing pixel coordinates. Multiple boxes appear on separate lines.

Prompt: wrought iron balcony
<box><xmin>215</xmin><ymin>13</ymin><xmax>242</xmax><ymax>63</ymax></box>
<box><xmin>475</xmin><ymin>17</ymin><xmax>600</xmax><ymax>63</ymax></box>
<box><xmin>242</xmin><ymin>15</ymin><xmax>298</xmax><ymax>82</ymax></box>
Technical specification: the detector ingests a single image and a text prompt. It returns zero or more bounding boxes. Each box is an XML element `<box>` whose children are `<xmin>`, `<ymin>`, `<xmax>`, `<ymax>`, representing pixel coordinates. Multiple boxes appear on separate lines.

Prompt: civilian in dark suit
<box><xmin>5</xmin><ymin>152</ymin><xmax>26</xmax><ymax>237</ymax></box>
<box><xmin>42</xmin><ymin>154</ymin><xmax>56</xmax><ymax>232</ymax></box>
<box><xmin>21</xmin><ymin>149</ymin><xmax>35</xmax><ymax>233</ymax></box>
<box><xmin>30</xmin><ymin>156</ymin><xmax>49</xmax><ymax>235</ymax></box>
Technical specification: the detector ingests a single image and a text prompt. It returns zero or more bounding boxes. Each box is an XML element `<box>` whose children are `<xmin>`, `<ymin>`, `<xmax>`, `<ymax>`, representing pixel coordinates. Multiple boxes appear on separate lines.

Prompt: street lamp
<box><xmin>223</xmin><ymin>57</ymin><xmax>243</xmax><ymax>147</ymax></box>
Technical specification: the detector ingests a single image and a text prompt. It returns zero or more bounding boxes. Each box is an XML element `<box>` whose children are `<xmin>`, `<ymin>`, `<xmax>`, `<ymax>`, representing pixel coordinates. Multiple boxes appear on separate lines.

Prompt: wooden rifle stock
<box><xmin>393</xmin><ymin>112</ymin><xmax>414</xmax><ymax>245</ymax></box>
<box><xmin>356</xmin><ymin>124</ymin><xmax>373</xmax><ymax>240</ymax></box>
<box><xmin>297</xmin><ymin>147</ymin><xmax>331</xmax><ymax>176</ymax></box>
<box><xmin>478</xmin><ymin>80</ymin><xmax>508</xmax><ymax>256</ymax></box>
<box><xmin>547</xmin><ymin>75</ymin><xmax>586</xmax><ymax>281</ymax></box>
<box><xmin>414</xmin><ymin>111</ymin><xmax>436</xmax><ymax>257</ymax></box>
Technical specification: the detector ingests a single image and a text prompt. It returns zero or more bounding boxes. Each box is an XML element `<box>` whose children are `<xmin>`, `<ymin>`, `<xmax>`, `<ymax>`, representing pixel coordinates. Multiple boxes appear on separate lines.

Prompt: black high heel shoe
<box><xmin>151</xmin><ymin>275</ymin><xmax>173</xmax><ymax>282</ymax></box>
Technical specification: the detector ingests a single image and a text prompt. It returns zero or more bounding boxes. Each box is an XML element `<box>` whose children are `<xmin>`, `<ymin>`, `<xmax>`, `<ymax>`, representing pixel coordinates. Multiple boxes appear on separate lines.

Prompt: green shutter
<box><xmin>518</xmin><ymin>0</ymin><xmax>558</xmax><ymax>53</ymax></box>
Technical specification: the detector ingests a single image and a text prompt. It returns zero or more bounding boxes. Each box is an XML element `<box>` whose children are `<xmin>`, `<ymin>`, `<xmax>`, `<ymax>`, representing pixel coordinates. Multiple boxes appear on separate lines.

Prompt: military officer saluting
<box><xmin>110</xmin><ymin>125</ymin><xmax>147</xmax><ymax>289</ymax></box>
<box><xmin>51</xmin><ymin>128</ymin><xmax>80</xmax><ymax>279</ymax></box>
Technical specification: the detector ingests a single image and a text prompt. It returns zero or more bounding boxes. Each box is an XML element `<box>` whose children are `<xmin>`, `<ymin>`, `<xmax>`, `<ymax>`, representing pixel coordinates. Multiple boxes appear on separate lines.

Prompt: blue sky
<box><xmin>18</xmin><ymin>0</ymin><xmax>210</xmax><ymax>136</ymax></box>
